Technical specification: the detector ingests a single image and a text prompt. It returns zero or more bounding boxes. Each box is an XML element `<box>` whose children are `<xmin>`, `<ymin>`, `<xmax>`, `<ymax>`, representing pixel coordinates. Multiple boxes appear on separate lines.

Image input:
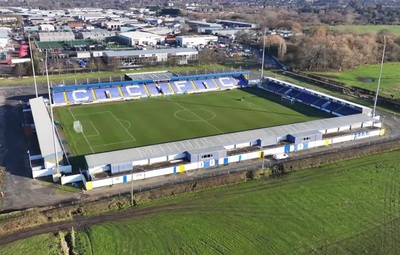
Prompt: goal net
<box><xmin>73</xmin><ymin>120</ymin><xmax>83</xmax><ymax>133</ymax></box>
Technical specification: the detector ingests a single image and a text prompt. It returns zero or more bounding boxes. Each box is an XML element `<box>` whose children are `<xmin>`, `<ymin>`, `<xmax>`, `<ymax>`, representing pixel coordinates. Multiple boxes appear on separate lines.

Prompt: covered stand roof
<box><xmin>29</xmin><ymin>97</ymin><xmax>62</xmax><ymax>158</ymax></box>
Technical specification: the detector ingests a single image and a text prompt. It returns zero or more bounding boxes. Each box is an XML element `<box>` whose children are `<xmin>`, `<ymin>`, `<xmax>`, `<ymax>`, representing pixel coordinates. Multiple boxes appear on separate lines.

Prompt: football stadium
<box><xmin>28</xmin><ymin>70</ymin><xmax>384</xmax><ymax>189</ymax></box>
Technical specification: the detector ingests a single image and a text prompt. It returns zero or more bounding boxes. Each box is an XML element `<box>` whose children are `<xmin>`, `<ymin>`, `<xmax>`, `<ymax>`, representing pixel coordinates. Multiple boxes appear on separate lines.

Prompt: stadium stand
<box><xmin>312</xmin><ymin>98</ymin><xmax>329</xmax><ymax>108</ymax></box>
<box><xmin>295</xmin><ymin>93</ymin><xmax>320</xmax><ymax>104</ymax></box>
<box><xmin>324</xmin><ymin>101</ymin><xmax>342</xmax><ymax>112</ymax></box>
<box><xmin>53</xmin><ymin>92</ymin><xmax>66</xmax><ymax>104</ymax></box>
<box><xmin>235</xmin><ymin>76</ymin><xmax>248</xmax><ymax>86</ymax></box>
<box><xmin>145</xmin><ymin>83</ymin><xmax>161</xmax><ymax>96</ymax></box>
<box><xmin>120</xmin><ymin>85</ymin><xmax>149</xmax><ymax>98</ymax></box>
<box><xmin>192</xmin><ymin>79</ymin><xmax>218</xmax><ymax>91</ymax></box>
<box><xmin>336</xmin><ymin>106</ymin><xmax>361</xmax><ymax>116</ymax></box>
<box><xmin>66</xmin><ymin>89</ymin><xmax>94</xmax><ymax>103</ymax></box>
<box><xmin>157</xmin><ymin>82</ymin><xmax>174</xmax><ymax>95</ymax></box>
<box><xmin>286</xmin><ymin>89</ymin><xmax>301</xmax><ymax>98</ymax></box>
<box><xmin>94</xmin><ymin>87</ymin><xmax>122</xmax><ymax>100</ymax></box>
<box><xmin>169</xmin><ymin>80</ymin><xmax>196</xmax><ymax>94</ymax></box>
<box><xmin>214</xmin><ymin>77</ymin><xmax>239</xmax><ymax>89</ymax></box>
<box><xmin>265</xmin><ymin>81</ymin><xmax>286</xmax><ymax>94</ymax></box>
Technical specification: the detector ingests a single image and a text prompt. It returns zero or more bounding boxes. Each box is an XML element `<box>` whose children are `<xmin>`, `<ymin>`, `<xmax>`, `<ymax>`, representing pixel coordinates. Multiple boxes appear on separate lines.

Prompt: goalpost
<box><xmin>73</xmin><ymin>120</ymin><xmax>83</xmax><ymax>133</ymax></box>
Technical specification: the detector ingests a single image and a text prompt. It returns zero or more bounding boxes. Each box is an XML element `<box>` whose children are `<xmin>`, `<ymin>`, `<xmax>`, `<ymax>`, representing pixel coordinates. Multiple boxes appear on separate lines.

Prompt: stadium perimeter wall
<box><xmin>84</xmin><ymin>128</ymin><xmax>382</xmax><ymax>190</ymax></box>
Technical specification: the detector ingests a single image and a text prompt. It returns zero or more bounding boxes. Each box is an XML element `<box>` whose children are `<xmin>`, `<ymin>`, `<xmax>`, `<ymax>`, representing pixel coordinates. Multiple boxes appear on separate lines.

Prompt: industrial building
<box><xmin>216</xmin><ymin>19</ymin><xmax>260</xmax><ymax>29</ymax></box>
<box><xmin>102</xmin><ymin>48</ymin><xmax>198</xmax><ymax>65</ymax></box>
<box><xmin>77</xmin><ymin>30</ymin><xmax>116</xmax><ymax>40</ymax></box>
<box><xmin>175</xmin><ymin>35</ymin><xmax>218</xmax><ymax>47</ymax></box>
<box><xmin>118</xmin><ymin>31</ymin><xmax>165</xmax><ymax>46</ymax></box>
<box><xmin>38</xmin><ymin>31</ymin><xmax>75</xmax><ymax>42</ymax></box>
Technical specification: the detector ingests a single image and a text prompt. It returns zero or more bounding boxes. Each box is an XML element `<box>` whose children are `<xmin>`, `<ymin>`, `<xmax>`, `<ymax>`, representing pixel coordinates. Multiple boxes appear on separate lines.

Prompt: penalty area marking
<box><xmin>117</xmin><ymin>119</ymin><xmax>132</xmax><ymax>129</ymax></box>
<box><xmin>82</xmin><ymin>121</ymin><xmax>100</xmax><ymax>137</ymax></box>
<box><xmin>68</xmin><ymin>108</ymin><xmax>95</xmax><ymax>153</ymax></box>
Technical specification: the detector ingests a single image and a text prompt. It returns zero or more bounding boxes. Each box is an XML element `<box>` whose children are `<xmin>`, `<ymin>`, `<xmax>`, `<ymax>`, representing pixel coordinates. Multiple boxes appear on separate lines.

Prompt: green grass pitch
<box><xmin>55</xmin><ymin>87</ymin><xmax>330</xmax><ymax>156</ymax></box>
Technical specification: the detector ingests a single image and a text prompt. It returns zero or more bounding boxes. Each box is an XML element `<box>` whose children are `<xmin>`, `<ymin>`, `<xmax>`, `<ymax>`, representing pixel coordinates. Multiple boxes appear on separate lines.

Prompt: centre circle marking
<box><xmin>174</xmin><ymin>109</ymin><xmax>216</xmax><ymax>122</ymax></box>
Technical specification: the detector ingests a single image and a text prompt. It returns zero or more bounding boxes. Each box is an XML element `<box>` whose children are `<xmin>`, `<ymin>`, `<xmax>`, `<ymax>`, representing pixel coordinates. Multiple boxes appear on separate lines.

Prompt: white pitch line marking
<box><xmin>91</xmin><ymin>140</ymin><xmax>135</xmax><ymax>148</ymax></box>
<box><xmin>83</xmin><ymin>121</ymin><xmax>100</xmax><ymax>137</ymax></box>
<box><xmin>107</xmin><ymin>111</ymin><xmax>136</xmax><ymax>141</ymax></box>
<box><xmin>68</xmin><ymin>108</ymin><xmax>94</xmax><ymax>153</ymax></box>
<box><xmin>167</xmin><ymin>97</ymin><xmax>223</xmax><ymax>133</ymax></box>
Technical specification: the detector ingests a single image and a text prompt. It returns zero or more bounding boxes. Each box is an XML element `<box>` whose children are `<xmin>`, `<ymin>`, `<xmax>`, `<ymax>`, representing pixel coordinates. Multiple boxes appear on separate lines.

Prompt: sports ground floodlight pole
<box><xmin>46</xmin><ymin>50</ymin><xmax>59</xmax><ymax>174</ymax></box>
<box><xmin>28</xmin><ymin>35</ymin><xmax>38</xmax><ymax>98</ymax></box>
<box><xmin>372</xmin><ymin>36</ymin><xmax>386</xmax><ymax>117</ymax></box>
<box><xmin>261</xmin><ymin>28</ymin><xmax>266</xmax><ymax>81</ymax></box>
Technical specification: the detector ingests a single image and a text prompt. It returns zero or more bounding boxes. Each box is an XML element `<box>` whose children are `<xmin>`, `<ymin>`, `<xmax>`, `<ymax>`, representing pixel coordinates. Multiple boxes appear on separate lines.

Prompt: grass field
<box><xmin>1</xmin><ymin>233</ymin><xmax>61</xmax><ymax>255</ymax></box>
<box><xmin>56</xmin><ymin>87</ymin><xmax>329</xmax><ymax>156</ymax></box>
<box><xmin>323</xmin><ymin>25</ymin><xmax>400</xmax><ymax>35</ymax></box>
<box><xmin>71</xmin><ymin>150</ymin><xmax>400</xmax><ymax>255</ymax></box>
<box><xmin>313</xmin><ymin>62</ymin><xmax>400</xmax><ymax>98</ymax></box>
<box><xmin>4</xmin><ymin>150</ymin><xmax>400</xmax><ymax>254</ymax></box>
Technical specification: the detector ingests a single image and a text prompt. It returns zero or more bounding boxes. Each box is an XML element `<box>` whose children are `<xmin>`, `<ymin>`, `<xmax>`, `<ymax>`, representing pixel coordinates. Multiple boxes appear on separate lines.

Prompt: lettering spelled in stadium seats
<box><xmin>125</xmin><ymin>85</ymin><xmax>142</xmax><ymax>97</ymax></box>
<box><xmin>218</xmin><ymin>77</ymin><xmax>234</xmax><ymax>87</ymax></box>
<box><xmin>72</xmin><ymin>90</ymin><xmax>89</xmax><ymax>101</ymax></box>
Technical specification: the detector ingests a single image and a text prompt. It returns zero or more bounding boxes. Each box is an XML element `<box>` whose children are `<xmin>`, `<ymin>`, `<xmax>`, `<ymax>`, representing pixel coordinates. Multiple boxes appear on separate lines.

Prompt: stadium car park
<box><xmin>25</xmin><ymin>70</ymin><xmax>383</xmax><ymax>190</ymax></box>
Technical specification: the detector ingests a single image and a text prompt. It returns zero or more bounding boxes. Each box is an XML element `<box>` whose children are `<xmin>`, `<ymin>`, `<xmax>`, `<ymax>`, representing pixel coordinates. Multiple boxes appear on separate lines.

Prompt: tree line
<box><xmin>262</xmin><ymin>28</ymin><xmax>400</xmax><ymax>71</ymax></box>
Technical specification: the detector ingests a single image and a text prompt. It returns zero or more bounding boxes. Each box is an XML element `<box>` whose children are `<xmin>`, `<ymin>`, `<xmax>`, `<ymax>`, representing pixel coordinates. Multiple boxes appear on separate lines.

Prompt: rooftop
<box><xmin>103</xmin><ymin>48</ymin><xmax>198</xmax><ymax>57</ymax></box>
<box><xmin>29</xmin><ymin>97</ymin><xmax>63</xmax><ymax>158</ymax></box>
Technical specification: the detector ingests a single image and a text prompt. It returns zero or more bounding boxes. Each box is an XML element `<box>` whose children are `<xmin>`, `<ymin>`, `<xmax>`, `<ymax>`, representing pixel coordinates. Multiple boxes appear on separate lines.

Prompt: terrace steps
<box><xmin>212</xmin><ymin>79</ymin><xmax>220</xmax><ymax>89</ymax></box>
<box><xmin>190</xmin><ymin>80</ymin><xmax>198</xmax><ymax>90</ymax></box>
<box><xmin>117</xmin><ymin>86</ymin><xmax>124</xmax><ymax>98</ymax></box>
<box><xmin>91</xmin><ymin>89</ymin><xmax>97</xmax><ymax>101</ymax></box>
<box><xmin>167</xmin><ymin>82</ymin><xmax>175</xmax><ymax>94</ymax></box>
<box><xmin>144</xmin><ymin>85</ymin><xmax>151</xmax><ymax>96</ymax></box>
<box><xmin>63</xmin><ymin>92</ymin><xmax>69</xmax><ymax>104</ymax></box>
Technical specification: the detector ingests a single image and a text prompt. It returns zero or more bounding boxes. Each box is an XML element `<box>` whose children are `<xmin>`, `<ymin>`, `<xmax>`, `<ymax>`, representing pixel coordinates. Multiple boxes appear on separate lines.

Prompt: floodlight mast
<box><xmin>45</xmin><ymin>50</ymin><xmax>59</xmax><ymax>174</ymax></box>
<box><xmin>28</xmin><ymin>35</ymin><xmax>38</xmax><ymax>98</ymax></box>
<box><xmin>260</xmin><ymin>28</ymin><xmax>266</xmax><ymax>81</ymax></box>
<box><xmin>372</xmin><ymin>36</ymin><xmax>386</xmax><ymax>117</ymax></box>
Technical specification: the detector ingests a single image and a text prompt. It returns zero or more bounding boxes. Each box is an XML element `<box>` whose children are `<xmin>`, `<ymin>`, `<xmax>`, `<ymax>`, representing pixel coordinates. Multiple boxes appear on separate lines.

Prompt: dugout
<box><xmin>186</xmin><ymin>146</ymin><xmax>227</xmax><ymax>163</ymax></box>
<box><xmin>287</xmin><ymin>130</ymin><xmax>323</xmax><ymax>145</ymax></box>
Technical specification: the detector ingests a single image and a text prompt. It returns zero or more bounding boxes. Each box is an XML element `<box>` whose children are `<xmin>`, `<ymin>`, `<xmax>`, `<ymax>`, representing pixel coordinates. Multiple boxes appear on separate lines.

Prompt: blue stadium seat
<box><xmin>286</xmin><ymin>89</ymin><xmax>301</xmax><ymax>98</ymax></box>
<box><xmin>296</xmin><ymin>93</ymin><xmax>320</xmax><ymax>104</ymax></box>
<box><xmin>146</xmin><ymin>83</ymin><xmax>160</xmax><ymax>96</ymax></box>
<box><xmin>324</xmin><ymin>101</ymin><xmax>342</xmax><ymax>111</ymax></box>
<box><xmin>336</xmin><ymin>106</ymin><xmax>362</xmax><ymax>116</ymax></box>
<box><xmin>157</xmin><ymin>82</ymin><xmax>173</xmax><ymax>95</ymax></box>
<box><xmin>265</xmin><ymin>81</ymin><xmax>285</xmax><ymax>94</ymax></box>
<box><xmin>120</xmin><ymin>85</ymin><xmax>148</xmax><ymax>98</ymax></box>
<box><xmin>169</xmin><ymin>80</ymin><xmax>194</xmax><ymax>94</ymax></box>
<box><xmin>192</xmin><ymin>79</ymin><xmax>218</xmax><ymax>91</ymax></box>
<box><xmin>66</xmin><ymin>89</ymin><xmax>94</xmax><ymax>103</ymax></box>
<box><xmin>235</xmin><ymin>76</ymin><xmax>248</xmax><ymax>86</ymax></box>
<box><xmin>313</xmin><ymin>99</ymin><xmax>328</xmax><ymax>107</ymax></box>
<box><xmin>94</xmin><ymin>87</ymin><xmax>122</xmax><ymax>100</ymax></box>
<box><xmin>214</xmin><ymin>77</ymin><xmax>238</xmax><ymax>88</ymax></box>
<box><xmin>53</xmin><ymin>92</ymin><xmax>66</xmax><ymax>104</ymax></box>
